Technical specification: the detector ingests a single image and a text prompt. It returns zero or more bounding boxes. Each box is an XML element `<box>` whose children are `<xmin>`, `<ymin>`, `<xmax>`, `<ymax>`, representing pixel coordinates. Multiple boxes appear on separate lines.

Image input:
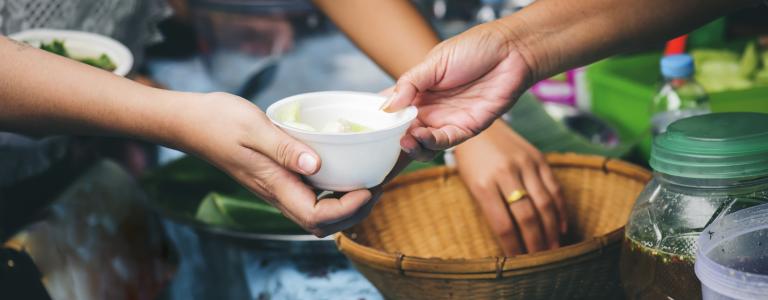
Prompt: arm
<box><xmin>315</xmin><ymin>1</ymin><xmax>566</xmax><ymax>254</ymax></box>
<box><xmin>382</xmin><ymin>0</ymin><xmax>761</xmax><ymax>154</ymax></box>
<box><xmin>312</xmin><ymin>0</ymin><xmax>439</xmax><ymax>78</ymax></box>
<box><xmin>499</xmin><ymin>0</ymin><xmax>761</xmax><ymax>83</ymax></box>
<box><xmin>0</xmin><ymin>36</ymin><xmax>373</xmax><ymax>237</ymax></box>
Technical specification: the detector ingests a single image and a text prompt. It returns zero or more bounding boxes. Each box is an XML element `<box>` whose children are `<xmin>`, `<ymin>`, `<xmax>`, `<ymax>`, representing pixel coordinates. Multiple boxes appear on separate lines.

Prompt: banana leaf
<box><xmin>142</xmin><ymin>155</ymin><xmax>437</xmax><ymax>234</ymax></box>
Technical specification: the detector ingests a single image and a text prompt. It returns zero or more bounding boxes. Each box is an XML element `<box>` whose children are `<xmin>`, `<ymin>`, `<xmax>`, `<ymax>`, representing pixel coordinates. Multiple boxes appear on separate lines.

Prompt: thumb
<box><xmin>381</xmin><ymin>56</ymin><xmax>443</xmax><ymax>112</ymax></box>
<box><xmin>250</xmin><ymin>121</ymin><xmax>321</xmax><ymax>176</ymax></box>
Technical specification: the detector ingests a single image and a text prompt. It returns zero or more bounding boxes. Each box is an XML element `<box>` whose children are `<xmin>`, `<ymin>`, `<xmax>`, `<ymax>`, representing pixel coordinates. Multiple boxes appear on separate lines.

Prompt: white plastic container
<box><xmin>266</xmin><ymin>91</ymin><xmax>417</xmax><ymax>191</ymax></box>
<box><xmin>8</xmin><ymin>29</ymin><xmax>134</xmax><ymax>77</ymax></box>
<box><xmin>695</xmin><ymin>203</ymin><xmax>768</xmax><ymax>300</ymax></box>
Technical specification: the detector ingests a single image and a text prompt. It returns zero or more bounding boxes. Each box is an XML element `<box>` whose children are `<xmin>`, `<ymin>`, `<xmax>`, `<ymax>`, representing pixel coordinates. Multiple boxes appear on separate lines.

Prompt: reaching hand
<box><xmin>454</xmin><ymin>122</ymin><xmax>566</xmax><ymax>255</ymax></box>
<box><xmin>178</xmin><ymin>92</ymin><xmax>376</xmax><ymax>236</ymax></box>
<box><xmin>381</xmin><ymin>23</ymin><xmax>533</xmax><ymax>160</ymax></box>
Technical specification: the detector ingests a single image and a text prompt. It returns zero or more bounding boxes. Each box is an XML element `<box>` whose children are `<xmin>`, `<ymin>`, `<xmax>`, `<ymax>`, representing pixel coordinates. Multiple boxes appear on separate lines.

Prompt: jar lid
<box><xmin>650</xmin><ymin>112</ymin><xmax>768</xmax><ymax>179</ymax></box>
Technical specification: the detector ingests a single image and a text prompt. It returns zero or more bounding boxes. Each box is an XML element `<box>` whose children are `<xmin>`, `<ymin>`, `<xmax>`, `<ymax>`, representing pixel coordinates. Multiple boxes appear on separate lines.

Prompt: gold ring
<box><xmin>506</xmin><ymin>189</ymin><xmax>528</xmax><ymax>205</ymax></box>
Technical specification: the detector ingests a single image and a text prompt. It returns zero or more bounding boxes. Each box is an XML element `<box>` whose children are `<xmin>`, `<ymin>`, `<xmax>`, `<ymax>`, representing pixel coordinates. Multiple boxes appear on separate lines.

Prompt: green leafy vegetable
<box><xmin>691</xmin><ymin>41</ymin><xmax>768</xmax><ymax>93</ymax></box>
<box><xmin>39</xmin><ymin>40</ymin><xmax>69</xmax><ymax>57</ymax></box>
<box><xmin>739</xmin><ymin>41</ymin><xmax>759</xmax><ymax>78</ymax></box>
<box><xmin>196</xmin><ymin>192</ymin><xmax>301</xmax><ymax>233</ymax></box>
<box><xmin>38</xmin><ymin>40</ymin><xmax>117</xmax><ymax>72</ymax></box>
<box><xmin>79</xmin><ymin>54</ymin><xmax>117</xmax><ymax>71</ymax></box>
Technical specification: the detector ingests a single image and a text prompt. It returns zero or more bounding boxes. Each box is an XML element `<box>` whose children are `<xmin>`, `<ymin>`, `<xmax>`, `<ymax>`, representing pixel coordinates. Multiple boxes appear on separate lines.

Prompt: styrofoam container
<box><xmin>9</xmin><ymin>29</ymin><xmax>134</xmax><ymax>77</ymax></box>
<box><xmin>695</xmin><ymin>203</ymin><xmax>768</xmax><ymax>300</ymax></box>
<box><xmin>266</xmin><ymin>91</ymin><xmax>417</xmax><ymax>191</ymax></box>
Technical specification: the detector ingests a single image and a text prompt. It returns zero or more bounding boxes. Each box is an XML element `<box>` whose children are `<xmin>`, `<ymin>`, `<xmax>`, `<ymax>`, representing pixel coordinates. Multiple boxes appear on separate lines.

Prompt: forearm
<box><xmin>0</xmin><ymin>36</ymin><xmax>187</xmax><ymax>148</ymax></box>
<box><xmin>496</xmin><ymin>0</ymin><xmax>761</xmax><ymax>83</ymax></box>
<box><xmin>313</xmin><ymin>0</ymin><xmax>440</xmax><ymax>78</ymax></box>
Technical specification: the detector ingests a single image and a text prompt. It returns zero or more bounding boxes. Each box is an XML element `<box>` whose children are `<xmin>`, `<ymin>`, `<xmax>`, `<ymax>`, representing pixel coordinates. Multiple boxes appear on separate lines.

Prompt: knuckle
<box><xmin>516</xmin><ymin>212</ymin><xmax>538</xmax><ymax>228</ymax></box>
<box><xmin>473</xmin><ymin>177</ymin><xmax>496</xmax><ymax>192</ymax></box>
<box><xmin>274</xmin><ymin>140</ymin><xmax>296</xmax><ymax>167</ymax></box>
<box><xmin>540</xmin><ymin>198</ymin><xmax>557</xmax><ymax>214</ymax></box>
<box><xmin>518</xmin><ymin>158</ymin><xmax>536</xmax><ymax>170</ymax></box>
<box><xmin>496</xmin><ymin>226</ymin><xmax>519</xmax><ymax>240</ymax></box>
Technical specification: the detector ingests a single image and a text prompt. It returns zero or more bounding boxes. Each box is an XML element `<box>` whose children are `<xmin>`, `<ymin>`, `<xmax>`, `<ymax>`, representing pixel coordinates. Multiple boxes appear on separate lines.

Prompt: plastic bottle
<box><xmin>650</xmin><ymin>54</ymin><xmax>709</xmax><ymax>136</ymax></box>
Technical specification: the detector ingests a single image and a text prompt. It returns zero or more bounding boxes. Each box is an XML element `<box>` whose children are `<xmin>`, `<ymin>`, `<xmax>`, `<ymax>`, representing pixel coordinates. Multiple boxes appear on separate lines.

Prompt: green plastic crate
<box><xmin>586</xmin><ymin>53</ymin><xmax>768</xmax><ymax>159</ymax></box>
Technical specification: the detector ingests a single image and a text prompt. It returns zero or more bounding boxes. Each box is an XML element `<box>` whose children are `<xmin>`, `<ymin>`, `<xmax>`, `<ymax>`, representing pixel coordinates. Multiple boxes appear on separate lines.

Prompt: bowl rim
<box><xmin>8</xmin><ymin>28</ymin><xmax>134</xmax><ymax>77</ymax></box>
<box><xmin>266</xmin><ymin>90</ymin><xmax>418</xmax><ymax>137</ymax></box>
<box><xmin>335</xmin><ymin>153</ymin><xmax>652</xmax><ymax>279</ymax></box>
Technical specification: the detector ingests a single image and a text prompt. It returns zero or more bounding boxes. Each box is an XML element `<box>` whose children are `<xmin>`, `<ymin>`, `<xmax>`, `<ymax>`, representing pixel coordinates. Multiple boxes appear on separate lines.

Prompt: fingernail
<box><xmin>298</xmin><ymin>153</ymin><xmax>318</xmax><ymax>175</ymax></box>
<box><xmin>379</xmin><ymin>92</ymin><xmax>396</xmax><ymax>111</ymax></box>
<box><xmin>402</xmin><ymin>147</ymin><xmax>412</xmax><ymax>154</ymax></box>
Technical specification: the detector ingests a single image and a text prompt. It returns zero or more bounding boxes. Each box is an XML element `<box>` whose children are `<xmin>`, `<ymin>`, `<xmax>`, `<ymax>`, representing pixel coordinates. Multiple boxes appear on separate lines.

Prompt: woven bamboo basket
<box><xmin>336</xmin><ymin>153</ymin><xmax>651</xmax><ymax>300</ymax></box>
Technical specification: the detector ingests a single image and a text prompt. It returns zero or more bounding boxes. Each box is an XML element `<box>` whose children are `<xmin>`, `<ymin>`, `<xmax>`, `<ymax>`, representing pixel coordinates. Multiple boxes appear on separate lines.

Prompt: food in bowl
<box><xmin>266</xmin><ymin>91</ymin><xmax>417</xmax><ymax>191</ymax></box>
<box><xmin>9</xmin><ymin>29</ymin><xmax>133</xmax><ymax>76</ymax></box>
<box><xmin>38</xmin><ymin>40</ymin><xmax>117</xmax><ymax>71</ymax></box>
<box><xmin>276</xmin><ymin>102</ymin><xmax>373</xmax><ymax>133</ymax></box>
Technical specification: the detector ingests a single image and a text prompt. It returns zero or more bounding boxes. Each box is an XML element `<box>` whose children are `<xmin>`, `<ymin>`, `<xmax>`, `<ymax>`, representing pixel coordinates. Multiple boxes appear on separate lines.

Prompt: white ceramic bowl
<box><xmin>266</xmin><ymin>91</ymin><xmax>418</xmax><ymax>191</ymax></box>
<box><xmin>9</xmin><ymin>29</ymin><xmax>134</xmax><ymax>77</ymax></box>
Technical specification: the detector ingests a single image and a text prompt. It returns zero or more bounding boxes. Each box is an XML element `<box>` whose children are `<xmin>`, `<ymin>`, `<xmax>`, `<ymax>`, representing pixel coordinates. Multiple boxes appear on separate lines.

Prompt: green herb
<box><xmin>39</xmin><ymin>39</ymin><xmax>68</xmax><ymax>57</ymax></box>
<box><xmin>78</xmin><ymin>54</ymin><xmax>117</xmax><ymax>71</ymax></box>
<box><xmin>38</xmin><ymin>39</ymin><xmax>117</xmax><ymax>72</ymax></box>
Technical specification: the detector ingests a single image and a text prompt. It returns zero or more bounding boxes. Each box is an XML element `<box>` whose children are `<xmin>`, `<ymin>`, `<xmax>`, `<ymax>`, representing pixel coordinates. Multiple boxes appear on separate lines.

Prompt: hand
<box><xmin>454</xmin><ymin>121</ymin><xmax>566</xmax><ymax>255</ymax></box>
<box><xmin>176</xmin><ymin>92</ymin><xmax>375</xmax><ymax>237</ymax></box>
<box><xmin>381</xmin><ymin>22</ymin><xmax>534</xmax><ymax>160</ymax></box>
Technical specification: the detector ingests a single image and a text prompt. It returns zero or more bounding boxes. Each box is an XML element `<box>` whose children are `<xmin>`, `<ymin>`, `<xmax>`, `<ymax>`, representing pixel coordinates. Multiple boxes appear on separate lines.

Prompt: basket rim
<box><xmin>335</xmin><ymin>152</ymin><xmax>650</xmax><ymax>278</ymax></box>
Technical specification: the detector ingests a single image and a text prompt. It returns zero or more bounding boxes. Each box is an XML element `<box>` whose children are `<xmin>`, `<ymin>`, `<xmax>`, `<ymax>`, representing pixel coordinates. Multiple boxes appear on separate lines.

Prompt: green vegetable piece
<box><xmin>338</xmin><ymin>119</ymin><xmax>372</xmax><ymax>133</ymax></box>
<box><xmin>79</xmin><ymin>54</ymin><xmax>117</xmax><ymax>72</ymax></box>
<box><xmin>761</xmin><ymin>51</ymin><xmax>768</xmax><ymax>69</ymax></box>
<box><xmin>739</xmin><ymin>41</ymin><xmax>759</xmax><ymax>78</ymax></box>
<box><xmin>278</xmin><ymin>102</ymin><xmax>301</xmax><ymax>123</ymax></box>
<box><xmin>39</xmin><ymin>40</ymin><xmax>69</xmax><ymax>57</ymax></box>
<box><xmin>755</xmin><ymin>69</ymin><xmax>768</xmax><ymax>85</ymax></box>
<box><xmin>39</xmin><ymin>40</ymin><xmax>116</xmax><ymax>71</ymax></box>
<box><xmin>283</xmin><ymin>121</ymin><xmax>317</xmax><ymax>131</ymax></box>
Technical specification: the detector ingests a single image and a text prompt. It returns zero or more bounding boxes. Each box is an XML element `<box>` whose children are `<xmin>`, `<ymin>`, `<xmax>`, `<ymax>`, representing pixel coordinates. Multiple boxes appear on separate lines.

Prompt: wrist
<box><xmin>134</xmin><ymin>88</ymin><xmax>199</xmax><ymax>152</ymax></box>
<box><xmin>489</xmin><ymin>16</ymin><xmax>544</xmax><ymax>85</ymax></box>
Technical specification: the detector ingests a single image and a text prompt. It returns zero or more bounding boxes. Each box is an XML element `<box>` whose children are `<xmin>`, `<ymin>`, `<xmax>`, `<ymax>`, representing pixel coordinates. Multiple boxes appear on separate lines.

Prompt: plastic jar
<box><xmin>695</xmin><ymin>203</ymin><xmax>768</xmax><ymax>300</ymax></box>
<box><xmin>620</xmin><ymin>112</ymin><xmax>768</xmax><ymax>300</ymax></box>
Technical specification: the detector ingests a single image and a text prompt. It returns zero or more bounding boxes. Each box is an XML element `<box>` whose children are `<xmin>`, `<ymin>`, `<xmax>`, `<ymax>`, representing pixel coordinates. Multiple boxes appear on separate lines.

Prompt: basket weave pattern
<box><xmin>337</xmin><ymin>153</ymin><xmax>650</xmax><ymax>299</ymax></box>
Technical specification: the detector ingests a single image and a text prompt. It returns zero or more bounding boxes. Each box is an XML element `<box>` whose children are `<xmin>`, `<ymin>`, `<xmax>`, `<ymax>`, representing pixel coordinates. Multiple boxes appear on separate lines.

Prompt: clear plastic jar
<box><xmin>621</xmin><ymin>174</ymin><xmax>768</xmax><ymax>300</ymax></box>
<box><xmin>620</xmin><ymin>112</ymin><xmax>768</xmax><ymax>300</ymax></box>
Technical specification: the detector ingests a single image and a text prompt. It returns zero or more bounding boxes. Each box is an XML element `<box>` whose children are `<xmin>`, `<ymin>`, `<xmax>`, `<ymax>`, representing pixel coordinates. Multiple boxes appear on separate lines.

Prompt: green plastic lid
<box><xmin>650</xmin><ymin>112</ymin><xmax>768</xmax><ymax>179</ymax></box>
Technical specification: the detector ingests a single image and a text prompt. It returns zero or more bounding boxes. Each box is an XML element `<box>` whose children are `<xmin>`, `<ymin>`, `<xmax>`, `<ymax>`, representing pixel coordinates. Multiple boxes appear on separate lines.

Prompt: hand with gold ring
<box><xmin>455</xmin><ymin>121</ymin><xmax>567</xmax><ymax>255</ymax></box>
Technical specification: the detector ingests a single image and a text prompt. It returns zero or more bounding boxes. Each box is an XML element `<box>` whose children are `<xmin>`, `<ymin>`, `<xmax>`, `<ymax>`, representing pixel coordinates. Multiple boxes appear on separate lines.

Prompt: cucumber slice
<box><xmin>321</xmin><ymin>119</ymin><xmax>372</xmax><ymax>133</ymax></box>
<box><xmin>277</xmin><ymin>102</ymin><xmax>301</xmax><ymax>123</ymax></box>
<box><xmin>283</xmin><ymin>121</ymin><xmax>317</xmax><ymax>132</ymax></box>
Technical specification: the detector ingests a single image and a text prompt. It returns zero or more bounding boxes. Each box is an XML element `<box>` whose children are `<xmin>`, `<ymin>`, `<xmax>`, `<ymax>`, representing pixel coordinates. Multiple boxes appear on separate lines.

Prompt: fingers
<box><xmin>313</xmin><ymin>188</ymin><xmax>382</xmax><ymax>236</ymax></box>
<box><xmin>378</xmin><ymin>86</ymin><xmax>395</xmax><ymax>97</ymax></box>
<box><xmin>400</xmin><ymin>121</ymin><xmax>439</xmax><ymax>161</ymax></box>
<box><xmin>265</xmin><ymin>163</ymin><xmax>373</xmax><ymax>236</ymax></box>
<box><xmin>246</xmin><ymin>115</ymin><xmax>321</xmax><ymax>176</ymax></box>
<box><xmin>520</xmin><ymin>164</ymin><xmax>560</xmax><ymax>249</ymax></box>
<box><xmin>538</xmin><ymin>163</ymin><xmax>568</xmax><ymax>235</ymax></box>
<box><xmin>411</xmin><ymin>126</ymin><xmax>472</xmax><ymax>151</ymax></box>
<box><xmin>381</xmin><ymin>57</ymin><xmax>443</xmax><ymax>112</ymax></box>
<box><xmin>465</xmin><ymin>177</ymin><xmax>525</xmax><ymax>256</ymax></box>
<box><xmin>309</xmin><ymin>189</ymin><xmax>375</xmax><ymax>237</ymax></box>
<box><xmin>498</xmin><ymin>173</ymin><xmax>548</xmax><ymax>253</ymax></box>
